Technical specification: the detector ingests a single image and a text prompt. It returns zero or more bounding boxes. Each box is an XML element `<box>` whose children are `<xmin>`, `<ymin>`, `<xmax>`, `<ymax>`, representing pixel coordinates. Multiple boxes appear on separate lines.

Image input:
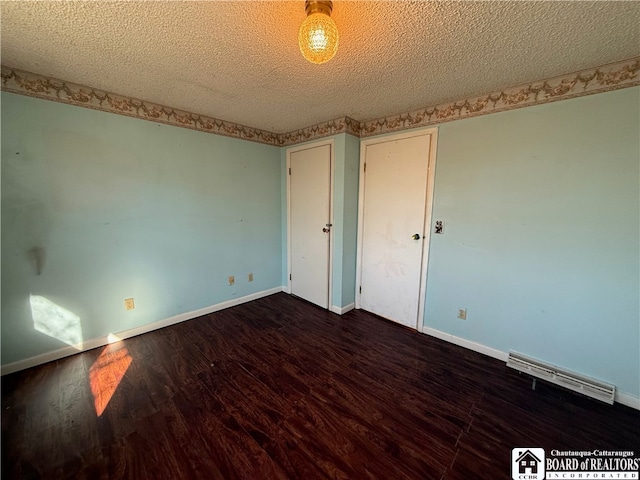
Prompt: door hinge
<box><xmin>363</xmin><ymin>163</ymin><xmax>366</xmax><ymax>173</ymax></box>
<box><xmin>359</xmin><ymin>285</ymin><xmax>362</xmax><ymax>294</ymax></box>
<box><xmin>288</xmin><ymin>167</ymin><xmax>291</xmax><ymax>175</ymax></box>
<box><xmin>289</xmin><ymin>274</ymin><xmax>292</xmax><ymax>281</ymax></box>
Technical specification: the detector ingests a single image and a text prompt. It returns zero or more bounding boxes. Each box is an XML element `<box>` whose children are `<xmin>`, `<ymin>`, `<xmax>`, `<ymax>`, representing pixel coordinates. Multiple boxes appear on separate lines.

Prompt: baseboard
<box><xmin>615</xmin><ymin>391</ymin><xmax>640</xmax><ymax>410</ymax></box>
<box><xmin>1</xmin><ymin>286</ymin><xmax>285</xmax><ymax>376</ymax></box>
<box><xmin>421</xmin><ymin>326</ymin><xmax>508</xmax><ymax>362</ymax></box>
<box><xmin>420</xmin><ymin>326</ymin><xmax>639</xmax><ymax>410</ymax></box>
<box><xmin>330</xmin><ymin>303</ymin><xmax>355</xmax><ymax>315</ymax></box>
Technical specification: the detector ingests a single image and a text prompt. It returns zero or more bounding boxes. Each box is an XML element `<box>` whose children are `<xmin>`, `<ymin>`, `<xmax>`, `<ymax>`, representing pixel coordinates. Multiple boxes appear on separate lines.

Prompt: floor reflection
<box><xmin>89</xmin><ymin>343</ymin><xmax>132</xmax><ymax>416</ymax></box>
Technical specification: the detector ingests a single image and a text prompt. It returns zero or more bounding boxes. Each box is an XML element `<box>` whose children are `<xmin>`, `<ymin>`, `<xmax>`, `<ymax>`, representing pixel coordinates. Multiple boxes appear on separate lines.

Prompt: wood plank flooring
<box><xmin>2</xmin><ymin>292</ymin><xmax>639</xmax><ymax>479</ymax></box>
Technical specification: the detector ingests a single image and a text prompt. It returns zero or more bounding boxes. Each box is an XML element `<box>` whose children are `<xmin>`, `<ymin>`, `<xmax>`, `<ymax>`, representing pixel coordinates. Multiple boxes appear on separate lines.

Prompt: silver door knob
<box><xmin>412</xmin><ymin>233</ymin><xmax>421</xmax><ymax>240</ymax></box>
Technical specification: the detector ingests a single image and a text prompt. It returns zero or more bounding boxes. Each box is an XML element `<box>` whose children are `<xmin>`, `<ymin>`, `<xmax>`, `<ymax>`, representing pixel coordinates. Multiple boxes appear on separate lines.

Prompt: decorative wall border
<box><xmin>2</xmin><ymin>57</ymin><xmax>638</xmax><ymax>146</ymax></box>
<box><xmin>0</xmin><ymin>67</ymin><xmax>280</xmax><ymax>146</ymax></box>
<box><xmin>278</xmin><ymin>116</ymin><xmax>361</xmax><ymax>146</ymax></box>
<box><xmin>359</xmin><ymin>57</ymin><xmax>640</xmax><ymax>137</ymax></box>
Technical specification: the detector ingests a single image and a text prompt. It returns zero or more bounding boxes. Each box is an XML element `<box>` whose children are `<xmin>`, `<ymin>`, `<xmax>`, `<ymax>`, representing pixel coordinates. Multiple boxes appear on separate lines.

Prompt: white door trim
<box><xmin>286</xmin><ymin>139</ymin><xmax>335</xmax><ymax>310</ymax></box>
<box><xmin>355</xmin><ymin>127</ymin><xmax>438</xmax><ymax>332</ymax></box>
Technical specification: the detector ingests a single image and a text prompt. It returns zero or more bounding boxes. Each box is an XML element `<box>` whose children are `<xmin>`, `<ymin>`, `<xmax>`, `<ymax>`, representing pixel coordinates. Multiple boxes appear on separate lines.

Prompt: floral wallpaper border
<box><xmin>358</xmin><ymin>57</ymin><xmax>640</xmax><ymax>138</ymax></box>
<box><xmin>0</xmin><ymin>67</ymin><xmax>280</xmax><ymax>146</ymax></box>
<box><xmin>279</xmin><ymin>116</ymin><xmax>361</xmax><ymax>146</ymax></box>
<box><xmin>2</xmin><ymin>57</ymin><xmax>639</xmax><ymax>147</ymax></box>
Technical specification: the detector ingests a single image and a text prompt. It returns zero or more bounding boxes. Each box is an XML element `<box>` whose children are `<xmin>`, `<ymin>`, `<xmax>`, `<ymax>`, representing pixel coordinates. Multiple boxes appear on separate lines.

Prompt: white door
<box><xmin>358</xmin><ymin>130</ymin><xmax>436</xmax><ymax>328</ymax></box>
<box><xmin>288</xmin><ymin>143</ymin><xmax>332</xmax><ymax>308</ymax></box>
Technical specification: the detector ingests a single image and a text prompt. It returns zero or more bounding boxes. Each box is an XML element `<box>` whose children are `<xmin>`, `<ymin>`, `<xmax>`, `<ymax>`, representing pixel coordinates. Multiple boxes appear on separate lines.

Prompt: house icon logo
<box><xmin>512</xmin><ymin>448</ymin><xmax>545</xmax><ymax>480</ymax></box>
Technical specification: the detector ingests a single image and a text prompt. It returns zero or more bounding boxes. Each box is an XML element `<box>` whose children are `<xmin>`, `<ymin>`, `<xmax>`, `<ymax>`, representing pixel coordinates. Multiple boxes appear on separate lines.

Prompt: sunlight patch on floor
<box><xmin>89</xmin><ymin>344</ymin><xmax>132</xmax><ymax>416</ymax></box>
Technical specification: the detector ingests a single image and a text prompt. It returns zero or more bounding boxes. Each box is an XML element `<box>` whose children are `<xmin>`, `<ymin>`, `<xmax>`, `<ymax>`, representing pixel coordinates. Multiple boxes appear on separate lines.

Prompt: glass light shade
<box><xmin>298</xmin><ymin>12</ymin><xmax>339</xmax><ymax>64</ymax></box>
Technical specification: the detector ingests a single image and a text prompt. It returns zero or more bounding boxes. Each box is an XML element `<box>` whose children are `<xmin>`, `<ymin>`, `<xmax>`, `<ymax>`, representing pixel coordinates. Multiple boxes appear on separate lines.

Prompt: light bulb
<box><xmin>299</xmin><ymin>12</ymin><xmax>338</xmax><ymax>64</ymax></box>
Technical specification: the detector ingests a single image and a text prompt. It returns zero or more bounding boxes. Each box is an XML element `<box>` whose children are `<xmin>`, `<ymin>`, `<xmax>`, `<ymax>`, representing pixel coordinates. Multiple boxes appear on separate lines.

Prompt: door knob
<box><xmin>323</xmin><ymin>227</ymin><xmax>330</xmax><ymax>233</ymax></box>
<box><xmin>412</xmin><ymin>233</ymin><xmax>421</xmax><ymax>240</ymax></box>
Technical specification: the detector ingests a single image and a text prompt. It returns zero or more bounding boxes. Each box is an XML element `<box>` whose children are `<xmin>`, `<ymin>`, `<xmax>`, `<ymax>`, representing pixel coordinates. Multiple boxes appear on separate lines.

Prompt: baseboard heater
<box><xmin>506</xmin><ymin>351</ymin><xmax>615</xmax><ymax>405</ymax></box>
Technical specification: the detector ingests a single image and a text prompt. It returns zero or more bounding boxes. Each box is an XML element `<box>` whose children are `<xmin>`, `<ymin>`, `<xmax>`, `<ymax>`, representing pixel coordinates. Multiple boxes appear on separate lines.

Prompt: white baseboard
<box><xmin>330</xmin><ymin>303</ymin><xmax>355</xmax><ymax>315</ymax></box>
<box><xmin>422</xmin><ymin>326</ymin><xmax>508</xmax><ymax>362</ymax></box>
<box><xmin>421</xmin><ymin>326</ymin><xmax>639</xmax><ymax>410</ymax></box>
<box><xmin>1</xmin><ymin>286</ymin><xmax>285</xmax><ymax>376</ymax></box>
<box><xmin>615</xmin><ymin>391</ymin><xmax>640</xmax><ymax>410</ymax></box>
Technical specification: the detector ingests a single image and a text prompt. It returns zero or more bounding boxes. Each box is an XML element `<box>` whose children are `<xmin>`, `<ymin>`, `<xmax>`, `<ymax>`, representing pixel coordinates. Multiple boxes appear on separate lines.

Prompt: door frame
<box><xmin>286</xmin><ymin>139</ymin><xmax>335</xmax><ymax>310</ymax></box>
<box><xmin>355</xmin><ymin>127</ymin><xmax>438</xmax><ymax>332</ymax></box>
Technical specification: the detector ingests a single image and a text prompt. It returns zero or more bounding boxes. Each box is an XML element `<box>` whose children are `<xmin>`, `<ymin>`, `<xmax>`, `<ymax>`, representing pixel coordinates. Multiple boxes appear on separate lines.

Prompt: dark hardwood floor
<box><xmin>2</xmin><ymin>292</ymin><xmax>639</xmax><ymax>479</ymax></box>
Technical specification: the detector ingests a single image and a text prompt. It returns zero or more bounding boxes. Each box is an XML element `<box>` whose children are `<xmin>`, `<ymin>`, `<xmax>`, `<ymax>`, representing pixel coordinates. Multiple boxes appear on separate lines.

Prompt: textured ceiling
<box><xmin>1</xmin><ymin>1</ymin><xmax>639</xmax><ymax>134</ymax></box>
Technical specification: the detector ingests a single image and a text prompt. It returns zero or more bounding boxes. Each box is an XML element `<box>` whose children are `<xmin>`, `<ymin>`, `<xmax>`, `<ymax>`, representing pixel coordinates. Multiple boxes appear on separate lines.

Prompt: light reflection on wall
<box><xmin>30</xmin><ymin>294</ymin><xmax>83</xmax><ymax>348</ymax></box>
<box><xmin>89</xmin><ymin>343</ymin><xmax>132</xmax><ymax>416</ymax></box>
<box><xmin>107</xmin><ymin>333</ymin><xmax>122</xmax><ymax>344</ymax></box>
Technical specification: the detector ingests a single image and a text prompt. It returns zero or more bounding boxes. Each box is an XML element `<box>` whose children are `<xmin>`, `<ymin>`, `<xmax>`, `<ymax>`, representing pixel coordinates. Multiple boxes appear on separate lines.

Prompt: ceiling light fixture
<box><xmin>298</xmin><ymin>0</ymin><xmax>339</xmax><ymax>65</ymax></box>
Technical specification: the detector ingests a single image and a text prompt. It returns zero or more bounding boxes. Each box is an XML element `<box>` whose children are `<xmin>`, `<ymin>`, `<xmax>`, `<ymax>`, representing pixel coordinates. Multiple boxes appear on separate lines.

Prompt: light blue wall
<box><xmin>341</xmin><ymin>134</ymin><xmax>360</xmax><ymax>307</ymax></box>
<box><xmin>331</xmin><ymin>134</ymin><xmax>360</xmax><ymax>309</ymax></box>
<box><xmin>1</xmin><ymin>92</ymin><xmax>282</xmax><ymax>365</ymax></box>
<box><xmin>424</xmin><ymin>87</ymin><xmax>640</xmax><ymax>397</ymax></box>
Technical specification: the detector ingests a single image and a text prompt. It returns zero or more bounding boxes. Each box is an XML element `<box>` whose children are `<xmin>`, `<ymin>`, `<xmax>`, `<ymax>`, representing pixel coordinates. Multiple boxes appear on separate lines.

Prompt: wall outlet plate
<box><xmin>228</xmin><ymin>275</ymin><xmax>235</xmax><ymax>286</ymax></box>
<box><xmin>457</xmin><ymin>308</ymin><xmax>467</xmax><ymax>320</ymax></box>
<box><xmin>124</xmin><ymin>298</ymin><xmax>135</xmax><ymax>311</ymax></box>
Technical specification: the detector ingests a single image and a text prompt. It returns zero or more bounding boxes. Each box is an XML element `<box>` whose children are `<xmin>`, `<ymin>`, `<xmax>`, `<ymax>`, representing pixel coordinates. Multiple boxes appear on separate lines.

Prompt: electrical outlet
<box><xmin>124</xmin><ymin>298</ymin><xmax>135</xmax><ymax>311</ymax></box>
<box><xmin>248</xmin><ymin>273</ymin><xmax>254</xmax><ymax>282</ymax></box>
<box><xmin>228</xmin><ymin>275</ymin><xmax>235</xmax><ymax>286</ymax></box>
<box><xmin>457</xmin><ymin>308</ymin><xmax>467</xmax><ymax>320</ymax></box>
